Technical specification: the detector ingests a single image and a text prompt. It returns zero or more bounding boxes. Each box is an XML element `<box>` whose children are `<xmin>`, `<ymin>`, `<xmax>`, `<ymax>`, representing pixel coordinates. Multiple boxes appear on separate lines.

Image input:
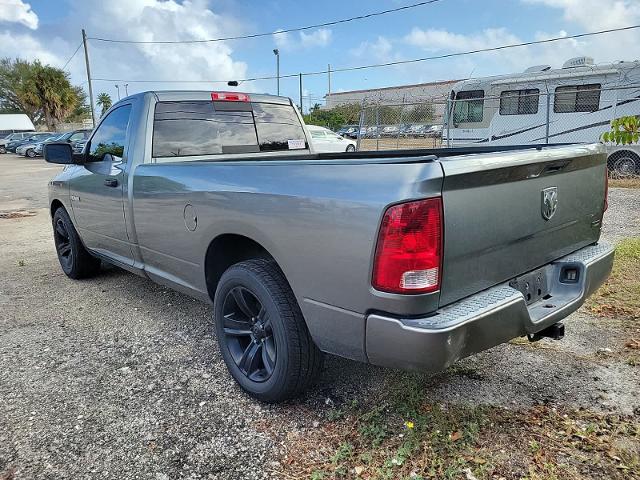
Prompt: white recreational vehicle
<box><xmin>443</xmin><ymin>57</ymin><xmax>640</xmax><ymax>176</ymax></box>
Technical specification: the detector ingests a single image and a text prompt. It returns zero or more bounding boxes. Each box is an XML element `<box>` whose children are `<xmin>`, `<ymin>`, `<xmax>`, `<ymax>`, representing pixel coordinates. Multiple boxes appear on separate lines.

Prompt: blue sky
<box><xmin>1</xmin><ymin>0</ymin><xmax>639</xmax><ymax>111</ymax></box>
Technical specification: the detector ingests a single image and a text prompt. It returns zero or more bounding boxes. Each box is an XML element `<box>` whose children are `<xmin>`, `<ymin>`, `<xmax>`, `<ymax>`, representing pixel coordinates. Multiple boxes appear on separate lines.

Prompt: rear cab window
<box><xmin>152</xmin><ymin>98</ymin><xmax>308</xmax><ymax>159</ymax></box>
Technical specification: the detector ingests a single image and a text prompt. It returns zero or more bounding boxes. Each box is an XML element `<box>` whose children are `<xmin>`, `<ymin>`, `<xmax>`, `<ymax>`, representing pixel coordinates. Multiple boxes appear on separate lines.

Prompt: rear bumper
<box><xmin>365</xmin><ymin>242</ymin><xmax>614</xmax><ymax>371</ymax></box>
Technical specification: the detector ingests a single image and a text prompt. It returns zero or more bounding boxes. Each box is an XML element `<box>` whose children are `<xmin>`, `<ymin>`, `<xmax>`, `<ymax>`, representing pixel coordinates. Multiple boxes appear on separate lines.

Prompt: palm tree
<box><xmin>96</xmin><ymin>93</ymin><xmax>112</xmax><ymax>118</ymax></box>
<box><xmin>21</xmin><ymin>62</ymin><xmax>81</xmax><ymax>130</ymax></box>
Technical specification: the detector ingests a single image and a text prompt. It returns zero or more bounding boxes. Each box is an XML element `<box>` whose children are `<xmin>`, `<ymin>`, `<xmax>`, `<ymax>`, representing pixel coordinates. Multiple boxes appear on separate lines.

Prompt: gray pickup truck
<box><xmin>44</xmin><ymin>90</ymin><xmax>614</xmax><ymax>402</ymax></box>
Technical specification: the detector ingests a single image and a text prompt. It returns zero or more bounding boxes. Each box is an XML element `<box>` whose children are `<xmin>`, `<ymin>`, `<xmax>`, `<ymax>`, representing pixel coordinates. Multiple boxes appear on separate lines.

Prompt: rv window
<box><xmin>499</xmin><ymin>89</ymin><xmax>539</xmax><ymax>115</ymax></box>
<box><xmin>554</xmin><ymin>84</ymin><xmax>601</xmax><ymax>113</ymax></box>
<box><xmin>453</xmin><ymin>90</ymin><xmax>484</xmax><ymax>123</ymax></box>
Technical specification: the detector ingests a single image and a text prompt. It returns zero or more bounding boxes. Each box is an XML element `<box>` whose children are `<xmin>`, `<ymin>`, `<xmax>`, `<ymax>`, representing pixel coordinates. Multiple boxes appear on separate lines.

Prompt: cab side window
<box><xmin>88</xmin><ymin>105</ymin><xmax>132</xmax><ymax>162</ymax></box>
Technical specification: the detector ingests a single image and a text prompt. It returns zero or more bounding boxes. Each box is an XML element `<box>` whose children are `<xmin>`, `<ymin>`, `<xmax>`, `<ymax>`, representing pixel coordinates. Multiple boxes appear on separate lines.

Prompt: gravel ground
<box><xmin>0</xmin><ymin>154</ymin><xmax>638</xmax><ymax>479</ymax></box>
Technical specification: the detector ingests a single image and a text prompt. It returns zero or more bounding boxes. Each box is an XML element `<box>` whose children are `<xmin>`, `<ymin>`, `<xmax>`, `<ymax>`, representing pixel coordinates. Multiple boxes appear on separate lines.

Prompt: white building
<box><xmin>324</xmin><ymin>79</ymin><xmax>461</xmax><ymax>120</ymax></box>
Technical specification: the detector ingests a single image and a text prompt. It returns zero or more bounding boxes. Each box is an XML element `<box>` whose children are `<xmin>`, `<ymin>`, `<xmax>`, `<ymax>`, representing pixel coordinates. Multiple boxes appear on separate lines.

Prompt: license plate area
<box><xmin>509</xmin><ymin>267</ymin><xmax>549</xmax><ymax>305</ymax></box>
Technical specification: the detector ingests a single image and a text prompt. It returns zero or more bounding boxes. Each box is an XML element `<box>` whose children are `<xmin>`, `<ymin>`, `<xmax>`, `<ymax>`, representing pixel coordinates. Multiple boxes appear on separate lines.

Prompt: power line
<box><xmin>61</xmin><ymin>42</ymin><xmax>83</xmax><ymax>71</ymax></box>
<box><xmin>87</xmin><ymin>0</ymin><xmax>444</xmax><ymax>44</ymax></box>
<box><xmin>90</xmin><ymin>23</ymin><xmax>640</xmax><ymax>85</ymax></box>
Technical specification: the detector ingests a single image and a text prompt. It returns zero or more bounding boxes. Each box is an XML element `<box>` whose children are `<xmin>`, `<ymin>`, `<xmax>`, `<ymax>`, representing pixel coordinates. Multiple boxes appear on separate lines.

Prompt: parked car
<box><xmin>380</xmin><ymin>125</ymin><xmax>400</xmax><ymax>137</ymax></box>
<box><xmin>337</xmin><ymin>125</ymin><xmax>359</xmax><ymax>139</ymax></box>
<box><xmin>33</xmin><ymin>129</ymin><xmax>92</xmax><ymax>157</ymax></box>
<box><xmin>6</xmin><ymin>132</ymin><xmax>53</xmax><ymax>153</ymax></box>
<box><xmin>0</xmin><ymin>114</ymin><xmax>35</xmax><ymax>153</ymax></box>
<box><xmin>364</xmin><ymin>126</ymin><xmax>379</xmax><ymax>138</ymax></box>
<box><xmin>33</xmin><ymin>134</ymin><xmax>65</xmax><ymax>156</ymax></box>
<box><xmin>1</xmin><ymin>131</ymin><xmax>35</xmax><ymax>154</ymax></box>
<box><xmin>44</xmin><ymin>90</ymin><xmax>612</xmax><ymax>403</ymax></box>
<box><xmin>17</xmin><ymin>134</ymin><xmax>62</xmax><ymax>157</ymax></box>
<box><xmin>425</xmin><ymin>124</ymin><xmax>443</xmax><ymax>138</ymax></box>
<box><xmin>307</xmin><ymin>125</ymin><xmax>356</xmax><ymax>152</ymax></box>
<box><xmin>404</xmin><ymin>124</ymin><xmax>428</xmax><ymax>137</ymax></box>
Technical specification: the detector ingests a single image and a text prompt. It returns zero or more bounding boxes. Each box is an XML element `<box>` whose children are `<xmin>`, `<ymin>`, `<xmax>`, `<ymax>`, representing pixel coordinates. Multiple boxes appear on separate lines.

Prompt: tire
<box><xmin>346</xmin><ymin>144</ymin><xmax>356</xmax><ymax>152</ymax></box>
<box><xmin>26</xmin><ymin>148</ymin><xmax>36</xmax><ymax>158</ymax></box>
<box><xmin>608</xmin><ymin>150</ymin><xmax>639</xmax><ymax>178</ymax></box>
<box><xmin>214</xmin><ymin>259</ymin><xmax>323</xmax><ymax>403</ymax></box>
<box><xmin>0</xmin><ymin>146</ymin><xmax>6</xmax><ymax>154</ymax></box>
<box><xmin>52</xmin><ymin>207</ymin><xmax>101</xmax><ymax>279</ymax></box>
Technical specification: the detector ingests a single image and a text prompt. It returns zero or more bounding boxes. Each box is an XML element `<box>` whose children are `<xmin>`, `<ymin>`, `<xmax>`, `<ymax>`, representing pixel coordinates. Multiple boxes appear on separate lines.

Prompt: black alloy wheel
<box><xmin>222</xmin><ymin>285</ymin><xmax>276</xmax><ymax>382</ymax></box>
<box><xmin>53</xmin><ymin>216</ymin><xmax>73</xmax><ymax>271</ymax></box>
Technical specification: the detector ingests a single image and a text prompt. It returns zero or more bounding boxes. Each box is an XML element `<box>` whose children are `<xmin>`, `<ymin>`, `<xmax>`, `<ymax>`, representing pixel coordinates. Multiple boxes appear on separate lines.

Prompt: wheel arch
<box><xmin>50</xmin><ymin>198</ymin><xmax>65</xmax><ymax>217</ymax></box>
<box><xmin>204</xmin><ymin>233</ymin><xmax>280</xmax><ymax>302</ymax></box>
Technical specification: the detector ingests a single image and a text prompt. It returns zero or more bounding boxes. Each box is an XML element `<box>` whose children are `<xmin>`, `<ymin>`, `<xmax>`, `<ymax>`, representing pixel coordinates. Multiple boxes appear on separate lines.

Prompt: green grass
<box><xmin>275</xmin><ymin>376</ymin><xmax>639</xmax><ymax>479</ymax></box>
<box><xmin>587</xmin><ymin>238</ymin><xmax>640</xmax><ymax>322</ymax></box>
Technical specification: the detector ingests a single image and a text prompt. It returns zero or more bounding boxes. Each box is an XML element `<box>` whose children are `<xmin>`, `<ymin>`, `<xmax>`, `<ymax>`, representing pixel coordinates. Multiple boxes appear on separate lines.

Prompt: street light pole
<box><xmin>273</xmin><ymin>49</ymin><xmax>280</xmax><ymax>95</ymax></box>
<box><xmin>124</xmin><ymin>83</ymin><xmax>129</xmax><ymax>97</ymax></box>
<box><xmin>115</xmin><ymin>84</ymin><xmax>120</xmax><ymax>100</ymax></box>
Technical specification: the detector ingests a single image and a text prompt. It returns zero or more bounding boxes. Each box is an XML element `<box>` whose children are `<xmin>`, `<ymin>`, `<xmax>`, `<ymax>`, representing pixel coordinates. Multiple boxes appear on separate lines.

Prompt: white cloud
<box><xmin>350</xmin><ymin>36</ymin><xmax>394</xmax><ymax>60</ymax></box>
<box><xmin>402</xmin><ymin>12</ymin><xmax>640</xmax><ymax>79</ymax></box>
<box><xmin>0</xmin><ymin>0</ymin><xmax>38</xmax><ymax>29</ymax></box>
<box><xmin>0</xmin><ymin>31</ymin><xmax>60</xmax><ymax>64</ymax></box>
<box><xmin>0</xmin><ymin>0</ymin><xmax>250</xmax><ymax>101</ymax></box>
<box><xmin>405</xmin><ymin>27</ymin><xmax>521</xmax><ymax>53</ymax></box>
<box><xmin>523</xmin><ymin>0</ymin><xmax>640</xmax><ymax>30</ymax></box>
<box><xmin>273</xmin><ymin>27</ymin><xmax>332</xmax><ymax>51</ymax></box>
<box><xmin>300</xmin><ymin>28</ymin><xmax>332</xmax><ymax>48</ymax></box>
<box><xmin>273</xmin><ymin>29</ymin><xmax>291</xmax><ymax>50</ymax></box>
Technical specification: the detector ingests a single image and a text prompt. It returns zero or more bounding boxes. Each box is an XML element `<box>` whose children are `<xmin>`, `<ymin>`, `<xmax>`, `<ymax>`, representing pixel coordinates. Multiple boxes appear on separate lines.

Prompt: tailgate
<box><xmin>438</xmin><ymin>144</ymin><xmax>607</xmax><ymax>306</ymax></box>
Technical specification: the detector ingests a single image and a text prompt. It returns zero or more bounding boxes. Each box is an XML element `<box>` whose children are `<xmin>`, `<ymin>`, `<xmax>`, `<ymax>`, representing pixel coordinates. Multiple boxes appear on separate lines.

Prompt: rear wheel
<box><xmin>0</xmin><ymin>146</ymin><xmax>6</xmax><ymax>154</ymax></box>
<box><xmin>52</xmin><ymin>207</ymin><xmax>101</xmax><ymax>279</ymax></box>
<box><xmin>26</xmin><ymin>148</ymin><xmax>36</xmax><ymax>158</ymax></box>
<box><xmin>346</xmin><ymin>144</ymin><xmax>356</xmax><ymax>152</ymax></box>
<box><xmin>214</xmin><ymin>259</ymin><xmax>323</xmax><ymax>402</ymax></box>
<box><xmin>608</xmin><ymin>150</ymin><xmax>639</xmax><ymax>178</ymax></box>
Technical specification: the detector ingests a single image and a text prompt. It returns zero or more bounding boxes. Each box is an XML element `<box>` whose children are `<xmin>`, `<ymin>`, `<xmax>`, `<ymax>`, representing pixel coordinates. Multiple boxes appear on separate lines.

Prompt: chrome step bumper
<box><xmin>365</xmin><ymin>242</ymin><xmax>615</xmax><ymax>371</ymax></box>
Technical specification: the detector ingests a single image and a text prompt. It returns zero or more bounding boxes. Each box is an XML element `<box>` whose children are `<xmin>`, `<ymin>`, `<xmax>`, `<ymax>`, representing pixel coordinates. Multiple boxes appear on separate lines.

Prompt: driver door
<box><xmin>70</xmin><ymin>104</ymin><xmax>134</xmax><ymax>265</ymax></box>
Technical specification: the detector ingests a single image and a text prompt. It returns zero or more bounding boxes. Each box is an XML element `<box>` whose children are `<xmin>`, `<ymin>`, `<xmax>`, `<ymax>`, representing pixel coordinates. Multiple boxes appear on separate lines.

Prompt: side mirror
<box><xmin>44</xmin><ymin>142</ymin><xmax>84</xmax><ymax>164</ymax></box>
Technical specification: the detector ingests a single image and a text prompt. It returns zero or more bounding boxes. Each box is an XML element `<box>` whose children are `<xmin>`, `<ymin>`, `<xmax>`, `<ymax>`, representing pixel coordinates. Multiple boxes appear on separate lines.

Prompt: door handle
<box><xmin>104</xmin><ymin>178</ymin><xmax>119</xmax><ymax>188</ymax></box>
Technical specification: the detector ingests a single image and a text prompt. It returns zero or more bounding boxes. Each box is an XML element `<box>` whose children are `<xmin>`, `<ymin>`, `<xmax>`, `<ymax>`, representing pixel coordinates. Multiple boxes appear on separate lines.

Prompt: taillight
<box><xmin>211</xmin><ymin>91</ymin><xmax>250</xmax><ymax>102</ymax></box>
<box><xmin>372</xmin><ymin>197</ymin><xmax>443</xmax><ymax>294</ymax></box>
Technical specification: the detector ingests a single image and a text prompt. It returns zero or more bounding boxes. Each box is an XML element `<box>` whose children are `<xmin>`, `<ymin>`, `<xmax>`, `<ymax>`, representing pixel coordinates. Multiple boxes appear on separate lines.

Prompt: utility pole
<box><xmin>328</xmin><ymin>64</ymin><xmax>331</xmax><ymax>94</ymax></box>
<box><xmin>82</xmin><ymin>29</ymin><xmax>96</xmax><ymax>127</ymax></box>
<box><xmin>299</xmin><ymin>73</ymin><xmax>303</xmax><ymax>114</ymax></box>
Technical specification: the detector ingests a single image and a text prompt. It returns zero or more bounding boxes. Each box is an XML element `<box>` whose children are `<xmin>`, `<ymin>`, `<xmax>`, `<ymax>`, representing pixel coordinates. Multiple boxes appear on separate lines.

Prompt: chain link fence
<box><xmin>354</xmin><ymin>85</ymin><xmax>640</xmax><ymax>179</ymax></box>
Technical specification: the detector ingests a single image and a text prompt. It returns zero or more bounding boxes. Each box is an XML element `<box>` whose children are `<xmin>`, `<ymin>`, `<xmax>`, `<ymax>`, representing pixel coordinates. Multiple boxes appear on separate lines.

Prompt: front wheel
<box><xmin>52</xmin><ymin>207</ymin><xmax>101</xmax><ymax>279</ymax></box>
<box><xmin>214</xmin><ymin>259</ymin><xmax>323</xmax><ymax>402</ymax></box>
<box><xmin>346</xmin><ymin>144</ymin><xmax>356</xmax><ymax>152</ymax></box>
<box><xmin>26</xmin><ymin>149</ymin><xmax>36</xmax><ymax>158</ymax></box>
<box><xmin>0</xmin><ymin>145</ymin><xmax>6</xmax><ymax>154</ymax></box>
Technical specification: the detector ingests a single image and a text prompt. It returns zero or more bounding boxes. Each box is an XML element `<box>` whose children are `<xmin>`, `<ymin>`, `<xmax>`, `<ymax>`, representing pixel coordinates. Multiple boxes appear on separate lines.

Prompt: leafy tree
<box><xmin>408</xmin><ymin>103</ymin><xmax>435</xmax><ymax>123</ymax></box>
<box><xmin>65</xmin><ymin>86</ymin><xmax>91</xmax><ymax>123</ymax></box>
<box><xmin>0</xmin><ymin>58</ymin><xmax>39</xmax><ymax>119</ymax></box>
<box><xmin>303</xmin><ymin>103</ymin><xmax>361</xmax><ymax>131</ymax></box>
<box><xmin>0</xmin><ymin>58</ymin><xmax>83</xmax><ymax>129</ymax></box>
<box><xmin>96</xmin><ymin>92</ymin><xmax>112</xmax><ymax>118</ymax></box>
<box><xmin>601</xmin><ymin>116</ymin><xmax>640</xmax><ymax>145</ymax></box>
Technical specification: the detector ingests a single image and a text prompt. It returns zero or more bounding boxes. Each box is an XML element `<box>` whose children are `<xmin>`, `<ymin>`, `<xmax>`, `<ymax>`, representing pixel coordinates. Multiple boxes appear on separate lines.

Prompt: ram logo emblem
<box><xmin>541</xmin><ymin>187</ymin><xmax>558</xmax><ymax>221</ymax></box>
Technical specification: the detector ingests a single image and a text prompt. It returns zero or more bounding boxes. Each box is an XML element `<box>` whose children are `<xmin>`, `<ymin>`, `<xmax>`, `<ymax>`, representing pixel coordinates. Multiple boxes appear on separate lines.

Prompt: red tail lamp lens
<box><xmin>372</xmin><ymin>197</ymin><xmax>443</xmax><ymax>294</ymax></box>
